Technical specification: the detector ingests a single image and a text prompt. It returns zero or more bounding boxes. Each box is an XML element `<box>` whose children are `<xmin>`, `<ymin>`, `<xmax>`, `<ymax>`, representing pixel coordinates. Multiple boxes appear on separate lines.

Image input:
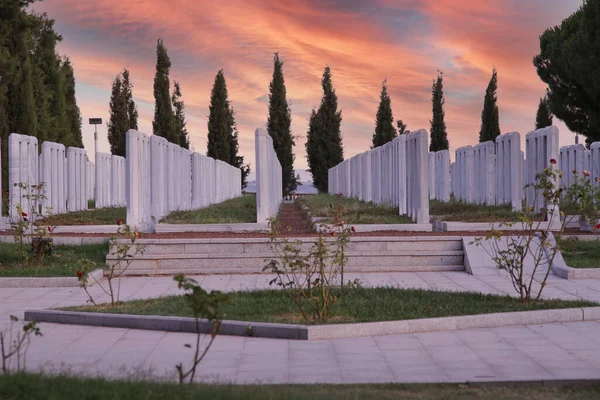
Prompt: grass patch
<box><xmin>45</xmin><ymin>207</ymin><xmax>126</xmax><ymax>226</ymax></box>
<box><xmin>296</xmin><ymin>194</ymin><xmax>413</xmax><ymax>224</ymax></box>
<box><xmin>560</xmin><ymin>238</ymin><xmax>600</xmax><ymax>268</ymax></box>
<box><xmin>2</xmin><ymin>373</ymin><xmax>600</xmax><ymax>400</ymax></box>
<box><xmin>60</xmin><ymin>287</ymin><xmax>596</xmax><ymax>325</ymax></box>
<box><xmin>0</xmin><ymin>242</ymin><xmax>108</xmax><ymax>277</ymax></box>
<box><xmin>430</xmin><ymin>198</ymin><xmax>529</xmax><ymax>222</ymax></box>
<box><xmin>160</xmin><ymin>196</ymin><xmax>256</xmax><ymax>224</ymax></box>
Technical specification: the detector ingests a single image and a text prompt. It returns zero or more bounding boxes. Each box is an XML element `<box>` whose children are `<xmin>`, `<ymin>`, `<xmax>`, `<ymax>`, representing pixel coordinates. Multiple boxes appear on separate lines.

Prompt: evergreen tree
<box><xmin>397</xmin><ymin>119</ymin><xmax>409</xmax><ymax>135</ymax></box>
<box><xmin>207</xmin><ymin>69</ymin><xmax>231</xmax><ymax>162</ymax></box>
<box><xmin>267</xmin><ymin>53</ymin><xmax>295</xmax><ymax>195</ymax></box>
<box><xmin>479</xmin><ymin>68</ymin><xmax>501</xmax><ymax>142</ymax></box>
<box><xmin>107</xmin><ymin>75</ymin><xmax>127</xmax><ymax>156</ymax></box>
<box><xmin>305</xmin><ymin>66</ymin><xmax>343</xmax><ymax>193</ymax></box>
<box><xmin>535</xmin><ymin>96</ymin><xmax>553</xmax><ymax>129</ymax></box>
<box><xmin>122</xmin><ymin>68</ymin><xmax>138</xmax><ymax>131</ymax></box>
<box><xmin>152</xmin><ymin>39</ymin><xmax>175</xmax><ymax>143</ymax></box>
<box><xmin>372</xmin><ymin>79</ymin><xmax>396</xmax><ymax>148</ymax></box>
<box><xmin>229</xmin><ymin>108</ymin><xmax>250</xmax><ymax>188</ymax></box>
<box><xmin>172</xmin><ymin>81</ymin><xmax>189</xmax><ymax>149</ymax></box>
<box><xmin>12</xmin><ymin>32</ymin><xmax>37</xmax><ymax>138</ymax></box>
<box><xmin>61</xmin><ymin>58</ymin><xmax>82</xmax><ymax>147</ymax></box>
<box><xmin>429</xmin><ymin>71</ymin><xmax>449</xmax><ymax>152</ymax></box>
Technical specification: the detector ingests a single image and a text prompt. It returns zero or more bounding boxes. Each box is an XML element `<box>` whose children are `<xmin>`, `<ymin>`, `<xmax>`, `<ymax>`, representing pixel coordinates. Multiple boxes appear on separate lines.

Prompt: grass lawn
<box><xmin>430</xmin><ymin>199</ymin><xmax>528</xmax><ymax>222</ymax></box>
<box><xmin>60</xmin><ymin>287</ymin><xmax>596</xmax><ymax>325</ymax></box>
<box><xmin>296</xmin><ymin>194</ymin><xmax>413</xmax><ymax>224</ymax></box>
<box><xmin>560</xmin><ymin>238</ymin><xmax>600</xmax><ymax>268</ymax></box>
<box><xmin>2</xmin><ymin>373</ymin><xmax>600</xmax><ymax>400</ymax></box>
<box><xmin>0</xmin><ymin>242</ymin><xmax>108</xmax><ymax>277</ymax></box>
<box><xmin>160</xmin><ymin>196</ymin><xmax>256</xmax><ymax>224</ymax></box>
<box><xmin>45</xmin><ymin>207</ymin><xmax>126</xmax><ymax>226</ymax></box>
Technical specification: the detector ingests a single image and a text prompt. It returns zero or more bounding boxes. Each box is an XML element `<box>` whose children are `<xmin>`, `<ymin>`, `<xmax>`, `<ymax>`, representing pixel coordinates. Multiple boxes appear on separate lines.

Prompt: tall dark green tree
<box><xmin>172</xmin><ymin>81</ymin><xmax>189</xmax><ymax>149</ymax></box>
<box><xmin>206</xmin><ymin>70</ymin><xmax>250</xmax><ymax>188</ymax></box>
<box><xmin>107</xmin><ymin>75</ymin><xmax>127</xmax><ymax>156</ymax></box>
<box><xmin>397</xmin><ymin>119</ymin><xmax>409</xmax><ymax>135</ymax></box>
<box><xmin>207</xmin><ymin>69</ymin><xmax>231</xmax><ymax>162</ymax></box>
<box><xmin>267</xmin><ymin>53</ymin><xmax>296</xmax><ymax>195</ymax></box>
<box><xmin>61</xmin><ymin>58</ymin><xmax>83</xmax><ymax>148</ymax></box>
<box><xmin>305</xmin><ymin>66</ymin><xmax>343</xmax><ymax>193</ymax></box>
<box><xmin>533</xmin><ymin>0</ymin><xmax>600</xmax><ymax>146</ymax></box>
<box><xmin>371</xmin><ymin>79</ymin><xmax>396</xmax><ymax>148</ymax></box>
<box><xmin>429</xmin><ymin>71</ymin><xmax>449</xmax><ymax>152</ymax></box>
<box><xmin>535</xmin><ymin>96</ymin><xmax>553</xmax><ymax>129</ymax></box>
<box><xmin>152</xmin><ymin>39</ymin><xmax>175</xmax><ymax>143</ymax></box>
<box><xmin>107</xmin><ymin>69</ymin><xmax>137</xmax><ymax>156</ymax></box>
<box><xmin>479</xmin><ymin>68</ymin><xmax>501</xmax><ymax>143</ymax></box>
<box><xmin>122</xmin><ymin>68</ymin><xmax>138</xmax><ymax>131</ymax></box>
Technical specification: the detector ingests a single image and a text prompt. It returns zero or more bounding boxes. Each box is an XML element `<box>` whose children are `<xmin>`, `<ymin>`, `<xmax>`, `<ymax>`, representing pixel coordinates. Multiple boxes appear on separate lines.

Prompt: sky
<box><xmin>32</xmin><ymin>0</ymin><xmax>583</xmax><ymax>181</ymax></box>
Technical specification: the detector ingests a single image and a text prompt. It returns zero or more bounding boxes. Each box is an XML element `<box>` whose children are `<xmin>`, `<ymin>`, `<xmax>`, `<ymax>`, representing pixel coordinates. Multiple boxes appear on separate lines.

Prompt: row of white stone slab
<box><xmin>255</xmin><ymin>128</ymin><xmax>283</xmax><ymax>223</ymax></box>
<box><xmin>7</xmin><ymin>134</ymin><xmax>90</xmax><ymax>218</ymax></box>
<box><xmin>125</xmin><ymin>130</ymin><xmax>244</xmax><ymax>229</ymax></box>
<box><xmin>95</xmin><ymin>153</ymin><xmax>126</xmax><ymax>209</ymax></box>
<box><xmin>559</xmin><ymin>142</ymin><xmax>600</xmax><ymax>190</ymax></box>
<box><xmin>327</xmin><ymin>129</ymin><xmax>429</xmax><ymax>224</ymax></box>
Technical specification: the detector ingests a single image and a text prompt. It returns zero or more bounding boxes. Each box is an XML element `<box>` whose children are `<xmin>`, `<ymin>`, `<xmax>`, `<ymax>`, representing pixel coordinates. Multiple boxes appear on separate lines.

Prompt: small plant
<box><xmin>1</xmin><ymin>315</ymin><xmax>42</xmax><ymax>375</ymax></box>
<box><xmin>9</xmin><ymin>182</ymin><xmax>56</xmax><ymax>267</ymax></box>
<box><xmin>472</xmin><ymin>160</ymin><xmax>576</xmax><ymax>304</ymax></box>
<box><xmin>263</xmin><ymin>199</ymin><xmax>355</xmax><ymax>323</ymax></box>
<box><xmin>173</xmin><ymin>274</ymin><xmax>228</xmax><ymax>384</ymax></box>
<box><xmin>78</xmin><ymin>220</ymin><xmax>145</xmax><ymax>306</ymax></box>
<box><xmin>563</xmin><ymin>170</ymin><xmax>600</xmax><ymax>230</ymax></box>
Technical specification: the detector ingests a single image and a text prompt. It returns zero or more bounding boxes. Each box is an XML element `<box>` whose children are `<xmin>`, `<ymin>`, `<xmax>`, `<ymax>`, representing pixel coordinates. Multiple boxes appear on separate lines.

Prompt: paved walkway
<box><xmin>3</xmin><ymin>271</ymin><xmax>600</xmax><ymax>383</ymax></box>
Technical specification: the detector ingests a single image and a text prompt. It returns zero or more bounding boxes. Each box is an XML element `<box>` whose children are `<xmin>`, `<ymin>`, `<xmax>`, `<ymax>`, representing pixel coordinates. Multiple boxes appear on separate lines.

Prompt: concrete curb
<box><xmin>0</xmin><ymin>236</ymin><xmax>109</xmax><ymax>245</ymax></box>
<box><xmin>24</xmin><ymin>306</ymin><xmax>600</xmax><ymax>340</ymax></box>
<box><xmin>0</xmin><ymin>268</ymin><xmax>104</xmax><ymax>288</ymax></box>
<box><xmin>155</xmin><ymin>223</ymin><xmax>270</xmax><ymax>233</ymax></box>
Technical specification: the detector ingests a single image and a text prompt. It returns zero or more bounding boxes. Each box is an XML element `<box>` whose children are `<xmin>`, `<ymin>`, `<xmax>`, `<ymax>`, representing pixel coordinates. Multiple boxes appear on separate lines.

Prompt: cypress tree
<box><xmin>152</xmin><ymin>39</ymin><xmax>175</xmax><ymax>143</ymax></box>
<box><xmin>61</xmin><ymin>58</ymin><xmax>83</xmax><ymax>147</ymax></box>
<box><xmin>207</xmin><ymin>69</ymin><xmax>231</xmax><ymax>162</ymax></box>
<box><xmin>371</xmin><ymin>79</ymin><xmax>396</xmax><ymax>148</ymax></box>
<box><xmin>122</xmin><ymin>68</ymin><xmax>138</xmax><ymax>131</ymax></box>
<box><xmin>229</xmin><ymin>108</ymin><xmax>250</xmax><ymax>188</ymax></box>
<box><xmin>479</xmin><ymin>68</ymin><xmax>501</xmax><ymax>142</ymax></box>
<box><xmin>305</xmin><ymin>66</ymin><xmax>343</xmax><ymax>193</ymax></box>
<box><xmin>535</xmin><ymin>96</ymin><xmax>553</xmax><ymax>129</ymax></box>
<box><xmin>397</xmin><ymin>119</ymin><xmax>409</xmax><ymax>135</ymax></box>
<box><xmin>107</xmin><ymin>74</ymin><xmax>128</xmax><ymax>156</ymax></box>
<box><xmin>172</xmin><ymin>81</ymin><xmax>189</xmax><ymax>149</ymax></box>
<box><xmin>429</xmin><ymin>71</ymin><xmax>449</xmax><ymax>152</ymax></box>
<box><xmin>12</xmin><ymin>32</ymin><xmax>37</xmax><ymax>138</ymax></box>
<box><xmin>267</xmin><ymin>53</ymin><xmax>296</xmax><ymax>196</ymax></box>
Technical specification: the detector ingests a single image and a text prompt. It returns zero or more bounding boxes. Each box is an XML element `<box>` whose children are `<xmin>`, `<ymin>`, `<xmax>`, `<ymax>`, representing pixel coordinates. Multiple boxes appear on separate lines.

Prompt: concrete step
<box><xmin>106</xmin><ymin>236</ymin><xmax>465</xmax><ymax>276</ymax></box>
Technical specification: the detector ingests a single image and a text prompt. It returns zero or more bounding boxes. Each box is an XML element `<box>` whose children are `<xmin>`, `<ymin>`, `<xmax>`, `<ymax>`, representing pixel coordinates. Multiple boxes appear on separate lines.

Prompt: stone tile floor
<box><xmin>3</xmin><ymin>270</ymin><xmax>600</xmax><ymax>384</ymax></box>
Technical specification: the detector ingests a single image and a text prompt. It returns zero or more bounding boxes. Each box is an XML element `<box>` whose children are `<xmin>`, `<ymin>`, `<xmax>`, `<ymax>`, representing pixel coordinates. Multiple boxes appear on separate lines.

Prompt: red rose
<box><xmin>21</xmin><ymin>212</ymin><xmax>27</xmax><ymax>217</ymax></box>
<box><xmin>596</xmin><ymin>223</ymin><xmax>600</xmax><ymax>230</ymax></box>
<box><xmin>48</xmin><ymin>226</ymin><xmax>53</xmax><ymax>233</ymax></box>
<box><xmin>76</xmin><ymin>271</ymin><xmax>83</xmax><ymax>278</ymax></box>
<box><xmin>573</xmin><ymin>169</ymin><xmax>577</xmax><ymax>174</ymax></box>
<box><xmin>550</xmin><ymin>158</ymin><xmax>557</xmax><ymax>164</ymax></box>
<box><xmin>23</xmin><ymin>217</ymin><xmax>28</xmax><ymax>222</ymax></box>
<box><xmin>117</xmin><ymin>219</ymin><xmax>123</xmax><ymax>226</ymax></box>
<box><xmin>351</xmin><ymin>226</ymin><xmax>356</xmax><ymax>233</ymax></box>
<box><xmin>330</xmin><ymin>231</ymin><xmax>335</xmax><ymax>236</ymax></box>
<box><xmin>583</xmin><ymin>170</ymin><xmax>591</xmax><ymax>177</ymax></box>
<box><xmin>335</xmin><ymin>193</ymin><xmax>343</xmax><ymax>197</ymax></box>
<box><xmin>596</xmin><ymin>177</ymin><xmax>600</xmax><ymax>182</ymax></box>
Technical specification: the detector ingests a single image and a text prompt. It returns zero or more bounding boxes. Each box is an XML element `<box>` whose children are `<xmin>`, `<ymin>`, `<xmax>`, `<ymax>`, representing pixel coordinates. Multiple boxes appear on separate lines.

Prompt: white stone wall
<box><xmin>495</xmin><ymin>131</ymin><xmax>523</xmax><ymax>211</ymax></box>
<box><xmin>95</xmin><ymin>152</ymin><xmax>112</xmax><ymax>209</ymax></box>
<box><xmin>327</xmin><ymin>129</ymin><xmax>429</xmax><ymax>223</ymax></box>
<box><xmin>8</xmin><ymin>133</ymin><xmax>39</xmax><ymax>218</ymax></box>
<box><xmin>454</xmin><ymin>145</ymin><xmax>475</xmax><ymax>203</ymax></box>
<box><xmin>40</xmin><ymin>141</ymin><xmax>66</xmax><ymax>214</ymax></box>
<box><xmin>111</xmin><ymin>155</ymin><xmax>126</xmax><ymax>207</ymax></box>
<box><xmin>126</xmin><ymin>130</ymin><xmax>152</xmax><ymax>229</ymax></box>
<box><xmin>590</xmin><ymin>142</ymin><xmax>600</xmax><ymax>184</ymax></box>
<box><xmin>67</xmin><ymin>147</ymin><xmax>88</xmax><ymax>212</ymax></box>
<box><xmin>191</xmin><ymin>152</ymin><xmax>214</xmax><ymax>210</ymax></box>
<box><xmin>86</xmin><ymin>160</ymin><xmax>95</xmax><ymax>201</ymax></box>
<box><xmin>473</xmin><ymin>141</ymin><xmax>495</xmax><ymax>205</ymax></box>
<box><xmin>431</xmin><ymin>150</ymin><xmax>450</xmax><ymax>202</ymax></box>
<box><xmin>560</xmin><ymin>144</ymin><xmax>587</xmax><ymax>190</ymax></box>
<box><xmin>525</xmin><ymin>126</ymin><xmax>559</xmax><ymax>214</ymax></box>
<box><xmin>255</xmin><ymin>128</ymin><xmax>282</xmax><ymax>223</ymax></box>
<box><xmin>150</xmin><ymin>135</ymin><xmax>168</xmax><ymax>219</ymax></box>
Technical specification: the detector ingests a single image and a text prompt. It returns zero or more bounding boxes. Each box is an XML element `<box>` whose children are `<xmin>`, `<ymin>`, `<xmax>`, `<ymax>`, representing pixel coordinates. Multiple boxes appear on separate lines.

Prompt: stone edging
<box><xmin>0</xmin><ymin>269</ymin><xmax>104</xmax><ymax>288</ymax></box>
<box><xmin>24</xmin><ymin>307</ymin><xmax>600</xmax><ymax>340</ymax></box>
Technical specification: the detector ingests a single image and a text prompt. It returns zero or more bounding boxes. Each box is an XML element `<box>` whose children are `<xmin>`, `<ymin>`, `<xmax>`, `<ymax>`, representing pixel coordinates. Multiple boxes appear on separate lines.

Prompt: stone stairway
<box><xmin>106</xmin><ymin>236</ymin><xmax>465</xmax><ymax>276</ymax></box>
